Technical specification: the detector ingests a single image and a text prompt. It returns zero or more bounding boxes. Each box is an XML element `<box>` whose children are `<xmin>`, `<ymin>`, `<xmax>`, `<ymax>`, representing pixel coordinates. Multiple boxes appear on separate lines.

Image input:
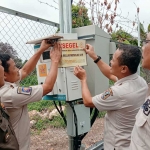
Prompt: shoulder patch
<box><xmin>17</xmin><ymin>87</ymin><xmax>32</xmax><ymax>95</ymax></box>
<box><xmin>101</xmin><ymin>88</ymin><xmax>113</xmax><ymax>100</ymax></box>
<box><xmin>142</xmin><ymin>99</ymin><xmax>150</xmax><ymax>116</ymax></box>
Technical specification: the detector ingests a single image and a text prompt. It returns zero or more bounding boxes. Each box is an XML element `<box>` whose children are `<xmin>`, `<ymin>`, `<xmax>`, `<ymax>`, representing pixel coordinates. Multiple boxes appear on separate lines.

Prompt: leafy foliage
<box><xmin>0</xmin><ymin>42</ymin><xmax>17</xmax><ymax>59</ymax></box>
<box><xmin>72</xmin><ymin>4</ymin><xmax>92</xmax><ymax>28</ymax></box>
<box><xmin>21</xmin><ymin>74</ymin><xmax>38</xmax><ymax>87</ymax></box>
<box><xmin>111</xmin><ymin>29</ymin><xmax>138</xmax><ymax>46</ymax></box>
<box><xmin>140</xmin><ymin>23</ymin><xmax>150</xmax><ymax>40</ymax></box>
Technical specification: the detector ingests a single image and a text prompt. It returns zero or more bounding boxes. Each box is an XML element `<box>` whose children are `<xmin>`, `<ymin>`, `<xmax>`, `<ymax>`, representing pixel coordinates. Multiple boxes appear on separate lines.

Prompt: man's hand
<box><xmin>50</xmin><ymin>43</ymin><xmax>62</xmax><ymax>63</ymax></box>
<box><xmin>74</xmin><ymin>66</ymin><xmax>87</xmax><ymax>81</ymax></box>
<box><xmin>39</xmin><ymin>40</ymin><xmax>52</xmax><ymax>52</ymax></box>
<box><xmin>85</xmin><ymin>44</ymin><xmax>97</xmax><ymax>60</ymax></box>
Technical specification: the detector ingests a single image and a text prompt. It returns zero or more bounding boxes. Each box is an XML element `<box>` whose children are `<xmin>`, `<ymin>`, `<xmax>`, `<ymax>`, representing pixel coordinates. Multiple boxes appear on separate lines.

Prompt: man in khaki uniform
<box><xmin>0</xmin><ymin>40</ymin><xmax>62</xmax><ymax>150</ymax></box>
<box><xmin>130</xmin><ymin>33</ymin><xmax>150</xmax><ymax>150</ymax></box>
<box><xmin>74</xmin><ymin>44</ymin><xmax>148</xmax><ymax>150</ymax></box>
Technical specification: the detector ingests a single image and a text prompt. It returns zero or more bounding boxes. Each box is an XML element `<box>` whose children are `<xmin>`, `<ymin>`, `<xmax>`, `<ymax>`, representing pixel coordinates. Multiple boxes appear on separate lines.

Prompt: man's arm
<box><xmin>2</xmin><ymin>44</ymin><xmax>62</xmax><ymax>108</ymax></box>
<box><xmin>85</xmin><ymin>44</ymin><xmax>117</xmax><ymax>82</ymax></box>
<box><xmin>20</xmin><ymin>40</ymin><xmax>52</xmax><ymax>80</ymax></box>
<box><xmin>74</xmin><ymin>66</ymin><xmax>95</xmax><ymax>107</ymax></box>
<box><xmin>42</xmin><ymin>43</ymin><xmax>62</xmax><ymax>96</ymax></box>
<box><xmin>97</xmin><ymin>59</ymin><xmax>117</xmax><ymax>82</ymax></box>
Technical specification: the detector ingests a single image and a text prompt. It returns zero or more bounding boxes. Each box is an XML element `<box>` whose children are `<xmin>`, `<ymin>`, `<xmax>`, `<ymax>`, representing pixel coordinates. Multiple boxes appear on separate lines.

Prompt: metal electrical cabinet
<box><xmin>66</xmin><ymin>104</ymin><xmax>90</xmax><ymax>136</ymax></box>
<box><xmin>35</xmin><ymin>25</ymin><xmax>116</xmax><ymax>101</ymax></box>
<box><xmin>32</xmin><ymin>26</ymin><xmax>116</xmax><ymax>147</ymax></box>
<box><xmin>34</xmin><ymin>33</ymin><xmax>84</xmax><ymax>102</ymax></box>
<box><xmin>73</xmin><ymin>25</ymin><xmax>116</xmax><ymax>96</ymax></box>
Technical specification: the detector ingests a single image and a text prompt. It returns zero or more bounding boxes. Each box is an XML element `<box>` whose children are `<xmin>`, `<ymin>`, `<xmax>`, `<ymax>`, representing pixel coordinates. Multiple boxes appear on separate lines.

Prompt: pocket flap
<box><xmin>135</xmin><ymin>110</ymin><xmax>147</xmax><ymax>127</ymax></box>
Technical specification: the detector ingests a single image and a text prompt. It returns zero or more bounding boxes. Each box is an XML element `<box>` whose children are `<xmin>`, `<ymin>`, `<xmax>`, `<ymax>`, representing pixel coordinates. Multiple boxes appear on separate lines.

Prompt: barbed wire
<box><xmin>37</xmin><ymin>0</ymin><xmax>139</xmax><ymax>41</ymax></box>
<box><xmin>37</xmin><ymin>0</ymin><xmax>59</xmax><ymax>10</ymax></box>
<box><xmin>76</xmin><ymin>0</ymin><xmax>138</xmax><ymax>23</ymax></box>
<box><xmin>53</xmin><ymin>0</ymin><xmax>58</xmax><ymax>4</ymax></box>
<box><xmin>72</xmin><ymin>0</ymin><xmax>139</xmax><ymax>39</ymax></box>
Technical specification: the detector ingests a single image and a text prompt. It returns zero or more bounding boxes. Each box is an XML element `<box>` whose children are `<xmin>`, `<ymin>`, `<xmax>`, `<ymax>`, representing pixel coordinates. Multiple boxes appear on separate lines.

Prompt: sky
<box><xmin>117</xmin><ymin>0</ymin><xmax>150</xmax><ymax>30</ymax></box>
<box><xmin>0</xmin><ymin>0</ymin><xmax>150</xmax><ymax>27</ymax></box>
<box><xmin>0</xmin><ymin>0</ymin><xmax>59</xmax><ymax>23</ymax></box>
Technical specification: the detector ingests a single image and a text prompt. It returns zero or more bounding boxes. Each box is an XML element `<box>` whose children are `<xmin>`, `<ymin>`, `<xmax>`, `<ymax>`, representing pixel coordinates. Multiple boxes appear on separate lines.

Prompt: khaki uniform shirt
<box><xmin>92</xmin><ymin>73</ymin><xmax>148</xmax><ymax>150</ymax></box>
<box><xmin>130</xmin><ymin>84</ymin><xmax>150</xmax><ymax>150</ymax></box>
<box><xmin>0</xmin><ymin>81</ymin><xmax>43</xmax><ymax>150</ymax></box>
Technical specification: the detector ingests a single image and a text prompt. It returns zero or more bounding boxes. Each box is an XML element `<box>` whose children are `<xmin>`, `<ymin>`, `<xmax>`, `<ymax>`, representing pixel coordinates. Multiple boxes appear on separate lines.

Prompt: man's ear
<box><xmin>121</xmin><ymin>66</ymin><xmax>128</xmax><ymax>73</ymax></box>
<box><xmin>4</xmin><ymin>72</ymin><xmax>7</xmax><ymax>80</ymax></box>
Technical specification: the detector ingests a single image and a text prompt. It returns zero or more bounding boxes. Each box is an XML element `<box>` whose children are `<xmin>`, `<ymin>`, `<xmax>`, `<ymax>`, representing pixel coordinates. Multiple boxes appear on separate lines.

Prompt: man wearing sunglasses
<box><xmin>130</xmin><ymin>34</ymin><xmax>150</xmax><ymax>150</ymax></box>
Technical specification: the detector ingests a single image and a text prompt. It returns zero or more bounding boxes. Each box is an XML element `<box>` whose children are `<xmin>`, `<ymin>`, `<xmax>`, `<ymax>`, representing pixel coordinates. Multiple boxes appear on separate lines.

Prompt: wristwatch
<box><xmin>94</xmin><ymin>55</ymin><xmax>101</xmax><ymax>63</ymax></box>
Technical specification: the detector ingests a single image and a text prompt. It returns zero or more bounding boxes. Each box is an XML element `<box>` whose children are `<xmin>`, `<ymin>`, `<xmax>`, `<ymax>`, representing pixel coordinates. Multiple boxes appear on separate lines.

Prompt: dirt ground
<box><xmin>30</xmin><ymin>118</ymin><xmax>104</xmax><ymax>150</ymax></box>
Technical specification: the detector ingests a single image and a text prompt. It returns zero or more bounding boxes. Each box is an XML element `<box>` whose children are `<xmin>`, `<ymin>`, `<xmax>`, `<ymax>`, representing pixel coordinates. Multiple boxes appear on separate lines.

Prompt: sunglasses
<box><xmin>142</xmin><ymin>40</ymin><xmax>150</xmax><ymax>45</ymax></box>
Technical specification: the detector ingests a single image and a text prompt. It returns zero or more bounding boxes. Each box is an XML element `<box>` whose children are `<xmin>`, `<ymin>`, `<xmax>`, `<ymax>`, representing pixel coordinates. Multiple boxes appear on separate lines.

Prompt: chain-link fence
<box><xmin>0</xmin><ymin>5</ymin><xmax>105</xmax><ymax>150</ymax></box>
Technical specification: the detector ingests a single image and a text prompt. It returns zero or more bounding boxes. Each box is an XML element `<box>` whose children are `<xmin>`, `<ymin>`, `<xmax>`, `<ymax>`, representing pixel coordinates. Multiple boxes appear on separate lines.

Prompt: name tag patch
<box><xmin>101</xmin><ymin>88</ymin><xmax>113</xmax><ymax>100</ymax></box>
<box><xmin>17</xmin><ymin>87</ymin><xmax>32</xmax><ymax>95</ymax></box>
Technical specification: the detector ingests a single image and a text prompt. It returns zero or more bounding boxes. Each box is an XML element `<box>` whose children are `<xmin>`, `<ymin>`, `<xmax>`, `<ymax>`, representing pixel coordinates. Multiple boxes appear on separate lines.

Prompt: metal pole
<box><xmin>137</xmin><ymin>12</ymin><xmax>140</xmax><ymax>47</ymax></box>
<box><xmin>63</xmin><ymin>0</ymin><xmax>72</xmax><ymax>33</ymax></box>
<box><xmin>68</xmin><ymin>0</ymin><xmax>72</xmax><ymax>33</ymax></box>
<box><xmin>61</xmin><ymin>0</ymin><xmax>74</xmax><ymax>149</ymax></box>
<box><xmin>134</xmin><ymin>3</ymin><xmax>141</xmax><ymax>75</ymax></box>
<box><xmin>59</xmin><ymin>0</ymin><xmax>64</xmax><ymax>33</ymax></box>
<box><xmin>69</xmin><ymin>136</ymin><xmax>74</xmax><ymax>150</ymax></box>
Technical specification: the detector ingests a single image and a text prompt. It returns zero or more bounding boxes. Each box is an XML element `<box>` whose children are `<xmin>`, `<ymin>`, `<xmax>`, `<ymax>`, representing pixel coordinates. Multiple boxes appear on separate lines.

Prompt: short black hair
<box><xmin>0</xmin><ymin>42</ymin><xmax>17</xmax><ymax>73</ymax></box>
<box><xmin>0</xmin><ymin>54</ymin><xmax>11</xmax><ymax>73</ymax></box>
<box><xmin>117</xmin><ymin>44</ymin><xmax>141</xmax><ymax>74</ymax></box>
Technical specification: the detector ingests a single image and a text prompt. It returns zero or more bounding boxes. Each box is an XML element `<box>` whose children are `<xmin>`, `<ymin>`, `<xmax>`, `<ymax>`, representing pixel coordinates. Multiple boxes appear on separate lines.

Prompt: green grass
<box><xmin>31</xmin><ymin>115</ymin><xmax>66</xmax><ymax>134</ymax></box>
<box><xmin>98</xmin><ymin>111</ymin><xmax>106</xmax><ymax>118</ymax></box>
<box><xmin>28</xmin><ymin>100</ymin><xmax>105</xmax><ymax>135</ymax></box>
<box><xmin>29</xmin><ymin>101</ymin><xmax>66</xmax><ymax>134</ymax></box>
<box><xmin>28</xmin><ymin>100</ymin><xmax>55</xmax><ymax>112</ymax></box>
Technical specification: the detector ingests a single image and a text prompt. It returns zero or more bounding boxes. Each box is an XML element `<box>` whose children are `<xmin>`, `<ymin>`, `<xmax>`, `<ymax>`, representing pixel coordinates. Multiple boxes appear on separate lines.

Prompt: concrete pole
<box><xmin>63</xmin><ymin>0</ymin><xmax>72</xmax><ymax>33</ymax></box>
<box><xmin>137</xmin><ymin>9</ymin><xmax>141</xmax><ymax>75</ymax></box>
<box><xmin>59</xmin><ymin>0</ymin><xmax>64</xmax><ymax>33</ymax></box>
<box><xmin>59</xmin><ymin>1</ymin><xmax>74</xmax><ymax>150</ymax></box>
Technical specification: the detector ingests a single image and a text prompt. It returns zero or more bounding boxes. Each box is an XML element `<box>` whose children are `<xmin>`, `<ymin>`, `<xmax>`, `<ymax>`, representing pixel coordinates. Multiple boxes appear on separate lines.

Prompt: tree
<box><xmin>0</xmin><ymin>42</ymin><xmax>23</xmax><ymax>68</ymax></box>
<box><xmin>0</xmin><ymin>42</ymin><xmax>17</xmax><ymax>59</ymax></box>
<box><xmin>72</xmin><ymin>4</ymin><xmax>92</xmax><ymax>28</ymax></box>
<box><xmin>15</xmin><ymin>58</ymin><xmax>23</xmax><ymax>69</ymax></box>
<box><xmin>140</xmin><ymin>23</ymin><xmax>150</xmax><ymax>40</ymax></box>
<box><xmin>111</xmin><ymin>29</ymin><xmax>138</xmax><ymax>46</ymax></box>
<box><xmin>77</xmin><ymin>0</ymin><xmax>139</xmax><ymax>35</ymax></box>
